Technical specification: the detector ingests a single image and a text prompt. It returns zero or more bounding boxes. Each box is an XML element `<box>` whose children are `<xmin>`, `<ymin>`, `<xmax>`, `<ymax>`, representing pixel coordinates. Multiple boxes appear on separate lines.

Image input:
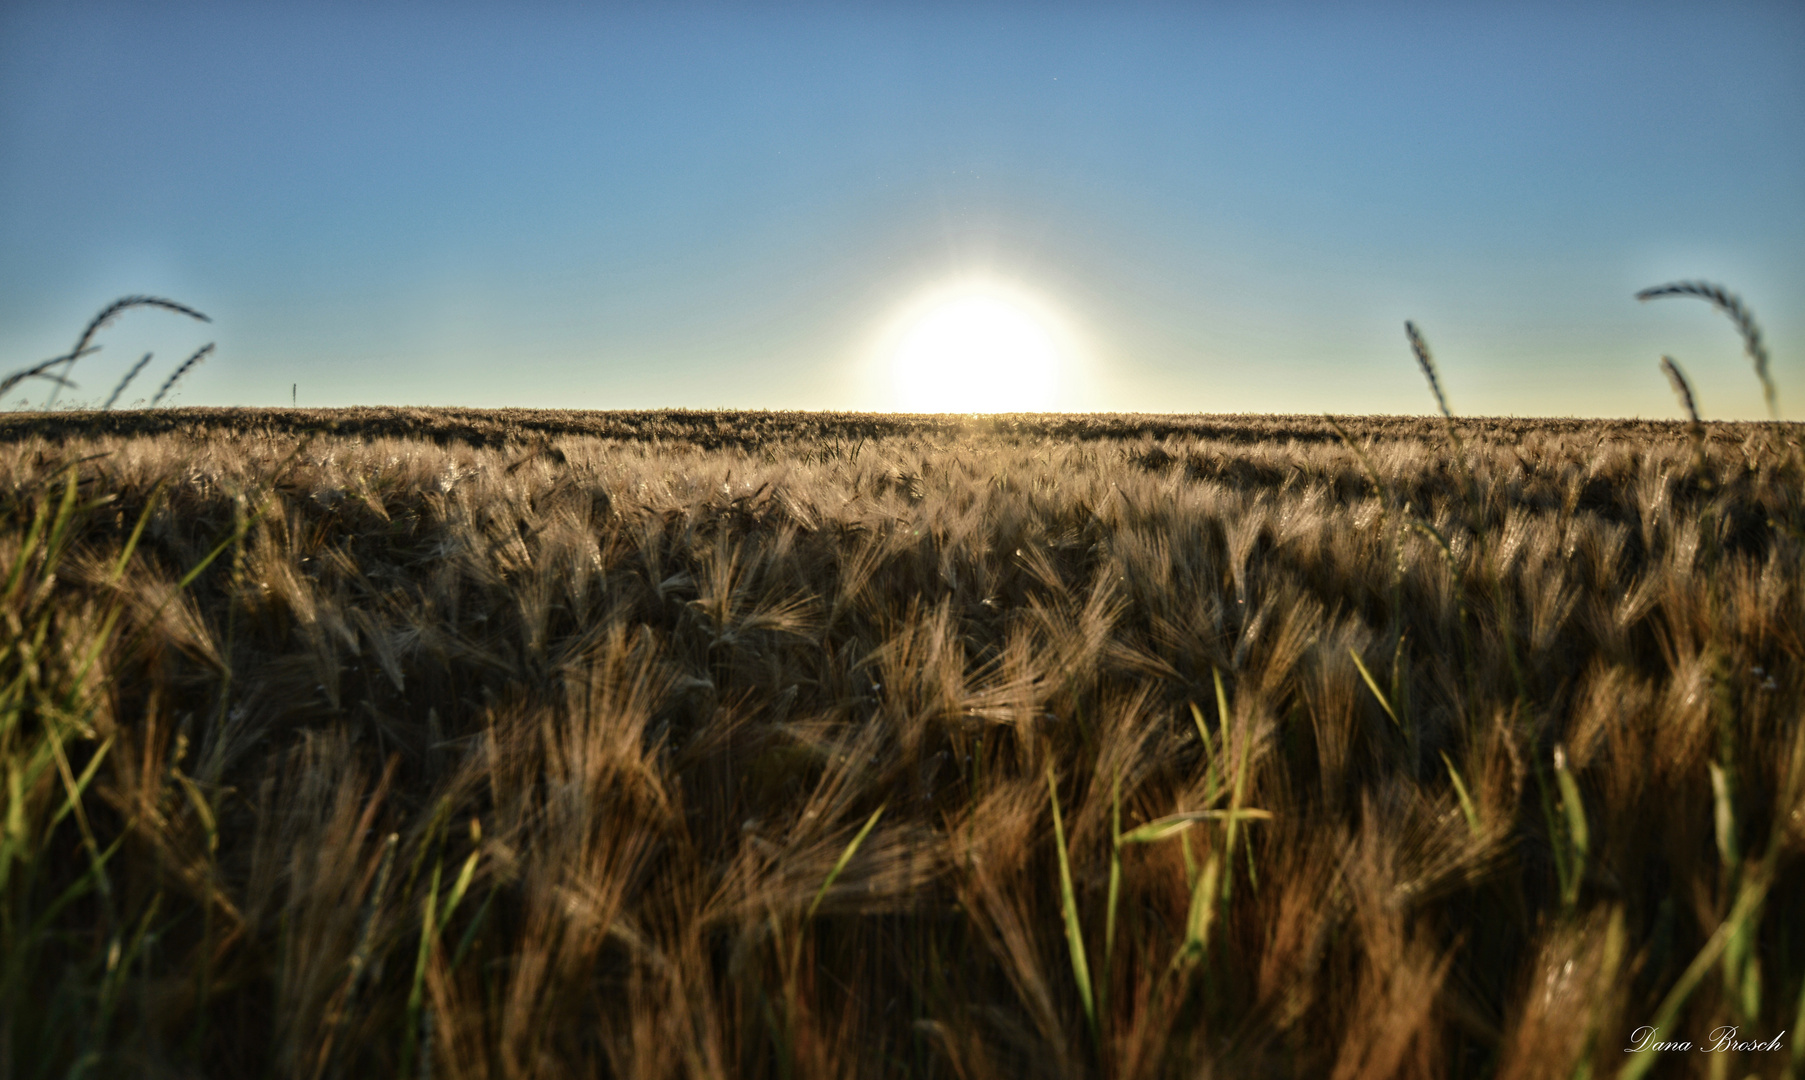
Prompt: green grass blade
<box><xmin>3</xmin><ymin>497</ymin><xmax>51</xmax><ymax>604</ymax></box>
<box><xmin>450</xmin><ymin>888</ymin><xmax>494</xmax><ymax>973</ymax></box>
<box><xmin>1106</xmin><ymin>771</ymin><xmax>1122</xmax><ymax>974</ymax></box>
<box><xmin>1119</xmin><ymin>809</ymin><xmax>1274</xmax><ymax>845</ymax></box>
<box><xmin>440</xmin><ymin>849</ymin><xmax>480</xmax><ymax>928</ymax></box>
<box><xmin>27</xmin><ymin>833</ymin><xmax>126</xmax><ymax>937</ymax></box>
<box><xmin>1441</xmin><ymin>751</ymin><xmax>1480</xmax><ymax>837</ymax></box>
<box><xmin>1190</xmin><ymin>701</ymin><xmax>1221</xmax><ymax>807</ymax></box>
<box><xmin>1553</xmin><ymin>745</ymin><xmax>1588</xmax><ymax>909</ymax></box>
<box><xmin>45</xmin><ymin>722</ymin><xmax>113</xmax><ymax>902</ymax></box>
<box><xmin>39</xmin><ymin>467</ymin><xmax>82</xmax><ymax>580</ymax></box>
<box><xmin>1708</xmin><ymin>762</ymin><xmax>1738</xmax><ymax>871</ymax></box>
<box><xmin>1213</xmin><ymin>668</ymin><xmax>1233</xmax><ymax>748</ymax></box>
<box><xmin>1619</xmin><ymin>862</ymin><xmax>1773</xmax><ymax>1080</ymax></box>
<box><xmin>107</xmin><ymin>482</ymin><xmax>166</xmax><ymax>585</ymax></box>
<box><xmin>1215</xmin><ymin>668</ymin><xmax>1252</xmax><ymax>907</ymax></box>
<box><xmin>399</xmin><ymin>859</ymin><xmax>443</xmax><ymax>1080</ymax></box>
<box><xmin>807</xmin><ymin>802</ymin><xmax>885</xmax><ymax>922</ymax></box>
<box><xmin>1045</xmin><ymin>764</ymin><xmax>1097</xmax><ymax>1045</ymax></box>
<box><xmin>1188</xmin><ymin>701</ymin><xmax>1213</xmax><ymax>759</ymax></box>
<box><xmin>46</xmin><ymin>736</ymin><xmax>112</xmax><ymax>833</ymax></box>
<box><xmin>1177</xmin><ymin>852</ymin><xmax>1221</xmax><ymax>969</ymax></box>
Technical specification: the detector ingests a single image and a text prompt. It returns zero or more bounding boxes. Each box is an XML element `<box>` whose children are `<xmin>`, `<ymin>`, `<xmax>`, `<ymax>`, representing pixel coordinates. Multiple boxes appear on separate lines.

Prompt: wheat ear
<box><xmin>1637</xmin><ymin>281</ymin><xmax>1775</xmax><ymax>418</ymax></box>
<box><xmin>150</xmin><ymin>343</ymin><xmax>215</xmax><ymax>407</ymax></box>
<box><xmin>0</xmin><ymin>347</ymin><xmax>98</xmax><ymax>399</ymax></box>
<box><xmin>1404</xmin><ymin>321</ymin><xmax>1451</xmax><ymax>420</ymax></box>
<box><xmin>1661</xmin><ymin>355</ymin><xmax>1709</xmax><ymax>479</ymax></box>
<box><xmin>51</xmin><ymin>296</ymin><xmax>211</xmax><ymax>408</ymax></box>
<box><xmin>1659</xmin><ymin>356</ymin><xmax>1701</xmax><ymax>424</ymax></box>
<box><xmin>1405</xmin><ymin>321</ymin><xmax>1467</xmax><ymax>466</ymax></box>
<box><xmin>69</xmin><ymin>295</ymin><xmax>210</xmax><ymax>361</ymax></box>
<box><xmin>0</xmin><ymin>296</ymin><xmax>210</xmax><ymax>405</ymax></box>
<box><xmin>103</xmin><ymin>353</ymin><xmax>156</xmax><ymax>410</ymax></box>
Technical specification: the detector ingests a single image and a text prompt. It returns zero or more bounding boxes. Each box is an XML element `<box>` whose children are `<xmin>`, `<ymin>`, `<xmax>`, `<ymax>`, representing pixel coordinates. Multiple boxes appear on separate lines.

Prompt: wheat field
<box><xmin>1</xmin><ymin>399</ymin><xmax>1800</xmax><ymax>1078</ymax></box>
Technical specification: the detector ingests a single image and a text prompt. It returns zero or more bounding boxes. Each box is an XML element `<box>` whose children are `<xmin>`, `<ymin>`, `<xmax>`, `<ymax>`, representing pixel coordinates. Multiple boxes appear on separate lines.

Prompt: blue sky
<box><xmin>2</xmin><ymin>2</ymin><xmax>1801</xmax><ymax>417</ymax></box>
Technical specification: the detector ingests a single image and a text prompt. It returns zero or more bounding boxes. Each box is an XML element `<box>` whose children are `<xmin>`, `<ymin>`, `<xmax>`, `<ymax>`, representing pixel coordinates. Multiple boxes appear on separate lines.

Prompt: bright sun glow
<box><xmin>885</xmin><ymin>284</ymin><xmax>1070</xmax><ymax>412</ymax></box>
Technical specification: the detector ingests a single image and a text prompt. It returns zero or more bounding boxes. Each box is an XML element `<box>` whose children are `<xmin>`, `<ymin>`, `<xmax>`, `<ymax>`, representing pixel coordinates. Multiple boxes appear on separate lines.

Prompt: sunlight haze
<box><xmin>878</xmin><ymin>280</ymin><xmax>1084</xmax><ymax>413</ymax></box>
<box><xmin>1</xmin><ymin>2</ymin><xmax>1801</xmax><ymax>417</ymax></box>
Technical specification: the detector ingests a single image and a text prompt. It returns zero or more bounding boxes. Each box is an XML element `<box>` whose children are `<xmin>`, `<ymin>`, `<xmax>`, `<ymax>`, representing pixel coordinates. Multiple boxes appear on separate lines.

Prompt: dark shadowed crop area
<box><xmin>2</xmin><ymin>409</ymin><xmax>1802</xmax><ymax>1078</ymax></box>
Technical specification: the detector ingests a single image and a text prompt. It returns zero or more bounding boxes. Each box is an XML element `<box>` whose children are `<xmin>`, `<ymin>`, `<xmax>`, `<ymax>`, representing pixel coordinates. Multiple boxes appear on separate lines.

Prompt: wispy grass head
<box><xmin>0</xmin><ymin>351</ymin><xmax>89</xmax><ymax>400</ymax></box>
<box><xmin>1659</xmin><ymin>355</ymin><xmax>1701</xmax><ymax>426</ymax></box>
<box><xmin>1660</xmin><ymin>355</ymin><xmax>1708</xmax><ymax>479</ymax></box>
<box><xmin>1637</xmin><ymin>281</ymin><xmax>1775</xmax><ymax>419</ymax></box>
<box><xmin>104</xmin><ymin>353</ymin><xmax>156</xmax><ymax>411</ymax></box>
<box><xmin>67</xmin><ymin>295</ymin><xmax>210</xmax><ymax>363</ymax></box>
<box><xmin>150</xmin><ymin>343</ymin><xmax>215</xmax><ymax>408</ymax></box>
<box><xmin>0</xmin><ymin>295</ymin><xmax>212</xmax><ymax>408</ymax></box>
<box><xmin>1404</xmin><ymin>321</ymin><xmax>1452</xmax><ymax>421</ymax></box>
<box><xmin>1404</xmin><ymin>320</ymin><xmax>1468</xmax><ymax>473</ymax></box>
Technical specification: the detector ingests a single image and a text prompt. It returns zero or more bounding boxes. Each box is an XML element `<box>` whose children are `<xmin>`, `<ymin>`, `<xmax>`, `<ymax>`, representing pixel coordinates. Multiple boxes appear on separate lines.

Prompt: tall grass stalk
<box><xmin>149</xmin><ymin>343</ymin><xmax>214</xmax><ymax>408</ymax></box>
<box><xmin>1660</xmin><ymin>355</ymin><xmax>1709</xmax><ymax>480</ymax></box>
<box><xmin>101</xmin><ymin>354</ymin><xmax>154</xmax><ymax>411</ymax></box>
<box><xmin>0</xmin><ymin>296</ymin><xmax>210</xmax><ymax>408</ymax></box>
<box><xmin>1639</xmin><ymin>280</ymin><xmax>1777</xmax><ymax>419</ymax></box>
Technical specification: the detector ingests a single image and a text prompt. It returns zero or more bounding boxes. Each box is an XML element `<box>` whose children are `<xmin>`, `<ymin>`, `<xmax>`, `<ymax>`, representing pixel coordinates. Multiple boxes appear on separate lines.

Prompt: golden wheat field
<box><xmin>2</xmin><ymin>404</ymin><xmax>1802</xmax><ymax>1079</ymax></box>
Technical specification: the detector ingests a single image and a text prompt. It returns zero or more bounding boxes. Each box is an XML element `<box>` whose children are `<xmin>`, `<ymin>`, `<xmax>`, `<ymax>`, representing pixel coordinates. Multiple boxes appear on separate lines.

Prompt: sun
<box><xmin>884</xmin><ymin>282</ymin><xmax>1071</xmax><ymax>413</ymax></box>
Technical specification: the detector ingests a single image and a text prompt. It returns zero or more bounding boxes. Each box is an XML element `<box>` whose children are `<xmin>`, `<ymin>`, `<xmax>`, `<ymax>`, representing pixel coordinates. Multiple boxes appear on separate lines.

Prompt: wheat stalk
<box><xmin>49</xmin><ymin>296</ymin><xmax>211</xmax><ymax>409</ymax></box>
<box><xmin>1405</xmin><ymin>321</ymin><xmax>1452</xmax><ymax>421</ymax></box>
<box><xmin>1637</xmin><ymin>281</ymin><xmax>1776</xmax><ymax>419</ymax></box>
<box><xmin>150</xmin><ymin>344</ymin><xmax>215</xmax><ymax>408</ymax></box>
<box><xmin>1660</xmin><ymin>355</ymin><xmax>1709</xmax><ymax>481</ymax></box>
<box><xmin>1404</xmin><ymin>320</ymin><xmax>1470</xmax><ymax>485</ymax></box>
<box><xmin>0</xmin><ymin>347</ymin><xmax>97</xmax><ymax>400</ymax></box>
<box><xmin>1658</xmin><ymin>355</ymin><xmax>1701</xmax><ymax>424</ymax></box>
<box><xmin>1</xmin><ymin>296</ymin><xmax>210</xmax><ymax>407</ymax></box>
<box><xmin>68</xmin><ymin>295</ymin><xmax>210</xmax><ymax>361</ymax></box>
<box><xmin>103</xmin><ymin>353</ymin><xmax>156</xmax><ymax>411</ymax></box>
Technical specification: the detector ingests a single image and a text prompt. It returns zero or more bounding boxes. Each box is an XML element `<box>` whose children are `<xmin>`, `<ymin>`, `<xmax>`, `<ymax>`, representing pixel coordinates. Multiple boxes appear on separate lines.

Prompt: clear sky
<box><xmin>2</xmin><ymin>2</ymin><xmax>1801</xmax><ymax>418</ymax></box>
